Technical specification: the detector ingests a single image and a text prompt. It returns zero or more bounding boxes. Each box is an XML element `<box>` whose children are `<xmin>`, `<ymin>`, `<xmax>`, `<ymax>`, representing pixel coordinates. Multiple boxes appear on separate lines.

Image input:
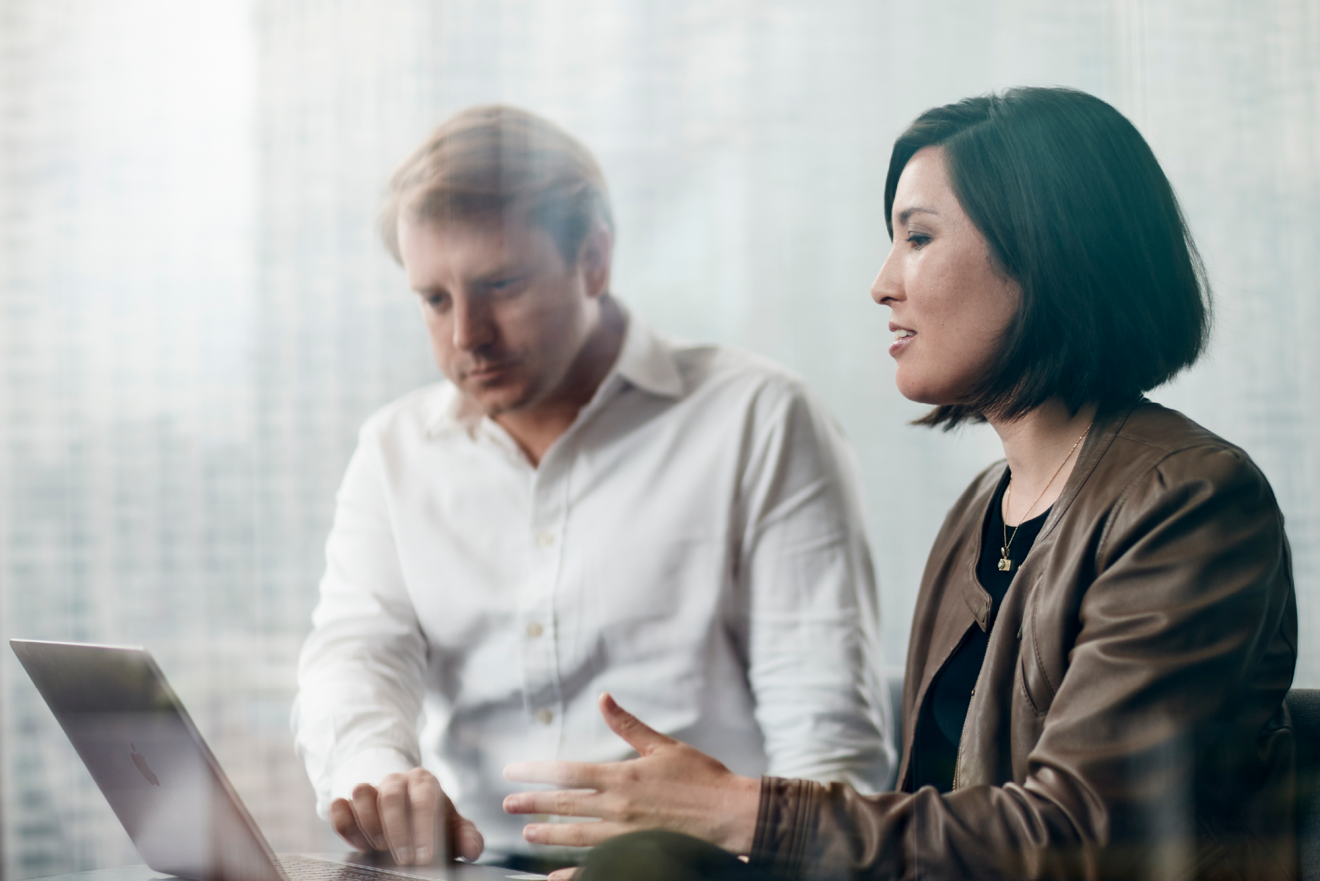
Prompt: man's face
<box><xmin>398</xmin><ymin>215</ymin><xmax>608</xmax><ymax>419</ymax></box>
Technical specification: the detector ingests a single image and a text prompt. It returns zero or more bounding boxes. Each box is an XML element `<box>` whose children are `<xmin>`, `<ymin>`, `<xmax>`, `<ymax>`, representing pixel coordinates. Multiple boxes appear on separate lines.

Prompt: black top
<box><xmin>910</xmin><ymin>468</ymin><xmax>1050</xmax><ymax>792</ymax></box>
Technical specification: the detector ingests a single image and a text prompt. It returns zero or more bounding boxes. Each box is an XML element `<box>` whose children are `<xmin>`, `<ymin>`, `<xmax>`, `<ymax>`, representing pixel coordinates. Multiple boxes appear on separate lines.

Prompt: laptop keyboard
<box><xmin>278</xmin><ymin>854</ymin><xmax>437</xmax><ymax>881</ymax></box>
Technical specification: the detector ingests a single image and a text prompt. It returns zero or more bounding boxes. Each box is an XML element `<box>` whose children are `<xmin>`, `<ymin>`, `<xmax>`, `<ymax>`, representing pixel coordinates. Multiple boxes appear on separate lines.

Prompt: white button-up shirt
<box><xmin>292</xmin><ymin>314</ymin><xmax>893</xmax><ymax>859</ymax></box>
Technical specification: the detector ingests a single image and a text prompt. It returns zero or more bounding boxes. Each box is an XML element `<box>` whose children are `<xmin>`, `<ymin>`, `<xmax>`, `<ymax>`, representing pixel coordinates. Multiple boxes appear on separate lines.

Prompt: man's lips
<box><xmin>463</xmin><ymin>361</ymin><xmax>518</xmax><ymax>381</ymax></box>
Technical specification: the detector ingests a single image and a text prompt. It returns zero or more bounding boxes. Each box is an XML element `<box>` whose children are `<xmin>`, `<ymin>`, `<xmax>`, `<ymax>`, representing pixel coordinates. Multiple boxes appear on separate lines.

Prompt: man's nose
<box><xmin>452</xmin><ymin>299</ymin><xmax>496</xmax><ymax>351</ymax></box>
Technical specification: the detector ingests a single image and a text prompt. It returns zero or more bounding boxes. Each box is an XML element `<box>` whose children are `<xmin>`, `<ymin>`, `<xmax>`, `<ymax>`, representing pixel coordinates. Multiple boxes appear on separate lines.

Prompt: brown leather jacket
<box><xmin>751</xmin><ymin>402</ymin><xmax>1298</xmax><ymax>880</ymax></box>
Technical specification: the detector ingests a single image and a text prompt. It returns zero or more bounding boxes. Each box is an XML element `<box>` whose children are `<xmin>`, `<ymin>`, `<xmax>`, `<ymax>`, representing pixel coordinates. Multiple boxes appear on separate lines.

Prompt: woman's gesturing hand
<box><xmin>502</xmin><ymin>693</ymin><xmax>761</xmax><ymax>855</ymax></box>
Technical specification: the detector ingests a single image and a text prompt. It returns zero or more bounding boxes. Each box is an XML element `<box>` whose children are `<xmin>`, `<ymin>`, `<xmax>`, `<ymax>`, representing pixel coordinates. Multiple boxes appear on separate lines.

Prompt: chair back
<box><xmin>1291</xmin><ymin>688</ymin><xmax>1320</xmax><ymax>881</ymax></box>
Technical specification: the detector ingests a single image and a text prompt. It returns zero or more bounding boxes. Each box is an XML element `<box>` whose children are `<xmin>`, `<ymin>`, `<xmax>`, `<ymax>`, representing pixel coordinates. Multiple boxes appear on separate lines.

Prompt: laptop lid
<box><xmin>11</xmin><ymin>640</ymin><xmax>534</xmax><ymax>881</ymax></box>
<box><xmin>11</xmin><ymin>639</ymin><xmax>285</xmax><ymax>881</ymax></box>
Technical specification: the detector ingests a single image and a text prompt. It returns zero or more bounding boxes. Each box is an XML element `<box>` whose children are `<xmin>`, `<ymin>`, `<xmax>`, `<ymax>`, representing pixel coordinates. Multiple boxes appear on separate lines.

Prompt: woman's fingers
<box><xmin>502</xmin><ymin>787</ymin><xmax>598</xmax><ymax>817</ymax></box>
<box><xmin>503</xmin><ymin>703</ymin><xmax>757</xmax><ymax>853</ymax></box>
<box><xmin>599</xmin><ymin>692</ymin><xmax>675</xmax><ymax>756</ymax></box>
<box><xmin>522</xmin><ymin>820</ymin><xmax>631</xmax><ymax>848</ymax></box>
<box><xmin>503</xmin><ymin>760</ymin><xmax>603</xmax><ymax>788</ymax></box>
<box><xmin>546</xmin><ymin>868</ymin><xmax>579</xmax><ymax>881</ymax></box>
<box><xmin>501</xmin><ymin>699</ymin><xmax>677</xmax><ymax>795</ymax></box>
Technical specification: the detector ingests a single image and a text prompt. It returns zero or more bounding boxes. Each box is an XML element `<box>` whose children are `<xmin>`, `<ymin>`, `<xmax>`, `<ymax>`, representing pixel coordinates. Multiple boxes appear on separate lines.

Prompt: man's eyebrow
<box><xmin>416</xmin><ymin>265</ymin><xmax>525</xmax><ymax>293</ymax></box>
<box><xmin>472</xmin><ymin>263</ymin><xmax>527</xmax><ymax>281</ymax></box>
<box><xmin>897</xmin><ymin>206</ymin><xmax>938</xmax><ymax>226</ymax></box>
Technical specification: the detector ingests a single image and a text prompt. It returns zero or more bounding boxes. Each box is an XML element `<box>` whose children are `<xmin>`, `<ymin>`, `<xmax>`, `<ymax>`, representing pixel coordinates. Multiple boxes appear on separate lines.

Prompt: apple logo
<box><xmin>130</xmin><ymin>744</ymin><xmax>160</xmax><ymax>787</ymax></box>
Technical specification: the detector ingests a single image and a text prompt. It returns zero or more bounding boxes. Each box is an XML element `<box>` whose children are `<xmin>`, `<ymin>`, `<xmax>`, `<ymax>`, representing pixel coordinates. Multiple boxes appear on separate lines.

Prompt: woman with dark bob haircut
<box><xmin>501</xmin><ymin>87</ymin><xmax>1298</xmax><ymax>880</ymax></box>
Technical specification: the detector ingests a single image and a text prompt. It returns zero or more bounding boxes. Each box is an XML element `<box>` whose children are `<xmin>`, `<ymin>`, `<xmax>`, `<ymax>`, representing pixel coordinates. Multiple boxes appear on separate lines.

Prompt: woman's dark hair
<box><xmin>885</xmin><ymin>87</ymin><xmax>1211</xmax><ymax>429</ymax></box>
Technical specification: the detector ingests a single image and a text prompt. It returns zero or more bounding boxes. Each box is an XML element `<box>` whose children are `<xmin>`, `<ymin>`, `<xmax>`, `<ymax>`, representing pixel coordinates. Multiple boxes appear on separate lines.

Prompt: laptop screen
<box><xmin>11</xmin><ymin>640</ymin><xmax>284</xmax><ymax>881</ymax></box>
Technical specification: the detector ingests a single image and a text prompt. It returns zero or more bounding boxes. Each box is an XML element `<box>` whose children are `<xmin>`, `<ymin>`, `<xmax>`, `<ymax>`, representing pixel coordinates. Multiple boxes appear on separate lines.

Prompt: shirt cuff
<box><xmin>328</xmin><ymin>747</ymin><xmax>419</xmax><ymax>805</ymax></box>
<box><xmin>749</xmin><ymin>776</ymin><xmax>822</xmax><ymax>880</ymax></box>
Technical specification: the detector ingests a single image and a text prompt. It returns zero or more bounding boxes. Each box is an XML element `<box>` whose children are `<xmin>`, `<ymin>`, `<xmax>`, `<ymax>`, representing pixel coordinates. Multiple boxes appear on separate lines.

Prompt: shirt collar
<box><xmin>608</xmin><ymin>305</ymin><xmax>685</xmax><ymax>400</ymax></box>
<box><xmin>423</xmin><ymin>301</ymin><xmax>685</xmax><ymax>438</ymax></box>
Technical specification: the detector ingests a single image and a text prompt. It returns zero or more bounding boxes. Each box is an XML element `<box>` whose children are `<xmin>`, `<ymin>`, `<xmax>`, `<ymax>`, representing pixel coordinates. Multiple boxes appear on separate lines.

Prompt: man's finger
<box><xmin>547</xmin><ymin>868</ymin><xmax>579</xmax><ymax>881</ymax></box>
<box><xmin>453</xmin><ymin>816</ymin><xmax>485</xmax><ymax>863</ymax></box>
<box><xmin>330</xmin><ymin>798</ymin><xmax>371</xmax><ymax>851</ymax></box>
<box><xmin>503</xmin><ymin>760</ymin><xmax>602</xmax><ymax>788</ymax></box>
<box><xmin>408</xmin><ymin>773</ymin><xmax>441</xmax><ymax>864</ymax></box>
<box><xmin>502</xmin><ymin>788</ymin><xmax>598</xmax><ymax>817</ymax></box>
<box><xmin>350</xmin><ymin>783</ymin><xmax>387</xmax><ymax>850</ymax></box>
<box><xmin>377</xmin><ymin>776</ymin><xmax>414</xmax><ymax>863</ymax></box>
<box><xmin>599</xmin><ymin>692</ymin><xmax>675</xmax><ymax>755</ymax></box>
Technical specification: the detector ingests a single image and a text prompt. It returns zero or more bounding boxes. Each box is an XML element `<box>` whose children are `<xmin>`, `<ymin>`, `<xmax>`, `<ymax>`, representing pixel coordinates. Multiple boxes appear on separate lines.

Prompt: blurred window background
<box><xmin>1</xmin><ymin>0</ymin><xmax>1317</xmax><ymax>876</ymax></box>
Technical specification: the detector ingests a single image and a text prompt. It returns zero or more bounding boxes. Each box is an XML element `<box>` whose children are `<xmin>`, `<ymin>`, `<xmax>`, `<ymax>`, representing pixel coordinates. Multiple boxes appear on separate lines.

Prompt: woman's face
<box><xmin>871</xmin><ymin>146</ymin><xmax>1020</xmax><ymax>406</ymax></box>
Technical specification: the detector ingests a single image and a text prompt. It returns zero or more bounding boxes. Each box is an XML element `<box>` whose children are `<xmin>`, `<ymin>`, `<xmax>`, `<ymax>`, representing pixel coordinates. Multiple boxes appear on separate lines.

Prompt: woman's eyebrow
<box><xmin>897</xmin><ymin>206</ymin><xmax>939</xmax><ymax>226</ymax></box>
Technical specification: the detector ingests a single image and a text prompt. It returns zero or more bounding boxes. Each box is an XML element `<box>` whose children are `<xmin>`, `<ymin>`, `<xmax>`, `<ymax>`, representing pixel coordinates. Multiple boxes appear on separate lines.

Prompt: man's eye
<box><xmin>423</xmin><ymin>294</ymin><xmax>449</xmax><ymax>310</ymax></box>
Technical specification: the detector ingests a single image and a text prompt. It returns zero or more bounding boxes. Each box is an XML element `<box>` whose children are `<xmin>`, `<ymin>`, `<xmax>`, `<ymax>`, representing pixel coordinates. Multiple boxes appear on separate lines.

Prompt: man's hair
<box><xmin>379</xmin><ymin>105</ymin><xmax>614</xmax><ymax>265</ymax></box>
<box><xmin>885</xmin><ymin>87</ymin><xmax>1211</xmax><ymax>429</ymax></box>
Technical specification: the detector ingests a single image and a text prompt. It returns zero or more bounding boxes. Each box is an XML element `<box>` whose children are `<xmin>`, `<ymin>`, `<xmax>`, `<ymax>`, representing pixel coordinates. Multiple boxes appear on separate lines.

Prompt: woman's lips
<box><xmin>889</xmin><ymin>328</ymin><xmax>915</xmax><ymax>357</ymax></box>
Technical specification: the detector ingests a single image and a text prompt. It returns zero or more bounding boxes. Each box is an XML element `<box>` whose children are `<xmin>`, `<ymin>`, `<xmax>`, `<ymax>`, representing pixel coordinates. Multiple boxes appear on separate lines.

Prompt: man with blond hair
<box><xmin>292</xmin><ymin>105</ymin><xmax>892</xmax><ymax>873</ymax></box>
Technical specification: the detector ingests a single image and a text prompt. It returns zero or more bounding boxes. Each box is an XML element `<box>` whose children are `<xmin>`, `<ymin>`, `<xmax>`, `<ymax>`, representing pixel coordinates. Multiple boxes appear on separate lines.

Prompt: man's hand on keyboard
<box><xmin>330</xmin><ymin>768</ymin><xmax>485</xmax><ymax>865</ymax></box>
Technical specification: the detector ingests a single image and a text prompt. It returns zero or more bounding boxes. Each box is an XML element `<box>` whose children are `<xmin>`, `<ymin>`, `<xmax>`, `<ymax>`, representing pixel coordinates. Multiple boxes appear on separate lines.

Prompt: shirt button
<box><xmin>526</xmin><ymin>622</ymin><xmax>544</xmax><ymax>638</ymax></box>
<box><xmin>537</xmin><ymin>709</ymin><xmax>554</xmax><ymax>725</ymax></box>
<box><xmin>537</xmin><ymin>532</ymin><xmax>555</xmax><ymax>548</ymax></box>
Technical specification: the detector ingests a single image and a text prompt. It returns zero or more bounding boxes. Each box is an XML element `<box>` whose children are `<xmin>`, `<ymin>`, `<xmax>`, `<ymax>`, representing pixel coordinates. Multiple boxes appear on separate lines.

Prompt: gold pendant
<box><xmin>998</xmin><ymin>556</ymin><xmax>1012</xmax><ymax>572</ymax></box>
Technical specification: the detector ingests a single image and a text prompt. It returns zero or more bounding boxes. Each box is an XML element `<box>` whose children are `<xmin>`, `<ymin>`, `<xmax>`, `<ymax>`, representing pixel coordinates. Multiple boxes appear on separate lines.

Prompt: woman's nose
<box><xmin>871</xmin><ymin>246</ymin><xmax>902</xmax><ymax>305</ymax></box>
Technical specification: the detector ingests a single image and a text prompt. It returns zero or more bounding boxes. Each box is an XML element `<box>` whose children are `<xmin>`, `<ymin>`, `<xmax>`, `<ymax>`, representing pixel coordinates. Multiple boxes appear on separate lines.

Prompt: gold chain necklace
<box><xmin>999</xmin><ymin>424</ymin><xmax>1092</xmax><ymax>572</ymax></box>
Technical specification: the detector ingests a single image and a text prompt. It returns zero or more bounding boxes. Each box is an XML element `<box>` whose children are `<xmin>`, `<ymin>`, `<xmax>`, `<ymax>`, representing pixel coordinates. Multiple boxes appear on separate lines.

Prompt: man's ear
<box><xmin>577</xmin><ymin>224</ymin><xmax>612</xmax><ymax>299</ymax></box>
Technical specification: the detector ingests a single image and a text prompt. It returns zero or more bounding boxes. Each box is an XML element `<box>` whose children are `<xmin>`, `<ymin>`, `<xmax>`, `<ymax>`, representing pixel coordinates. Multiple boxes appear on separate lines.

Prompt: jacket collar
<box><xmin>954</xmin><ymin>400</ymin><xmax>1144</xmax><ymax>629</ymax></box>
<box><xmin>1035</xmin><ymin>399</ymin><xmax>1143</xmax><ymax>540</ymax></box>
<box><xmin>898</xmin><ymin>400</ymin><xmax>1147</xmax><ymax>789</ymax></box>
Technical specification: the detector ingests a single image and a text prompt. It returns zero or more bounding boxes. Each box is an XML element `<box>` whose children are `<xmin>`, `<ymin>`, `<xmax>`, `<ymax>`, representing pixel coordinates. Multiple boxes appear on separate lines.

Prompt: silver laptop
<box><xmin>11</xmin><ymin>639</ymin><xmax>540</xmax><ymax>881</ymax></box>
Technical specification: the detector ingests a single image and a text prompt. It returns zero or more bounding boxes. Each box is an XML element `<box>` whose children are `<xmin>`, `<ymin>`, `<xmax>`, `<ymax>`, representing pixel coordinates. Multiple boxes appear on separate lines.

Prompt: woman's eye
<box><xmin>906</xmin><ymin>232</ymin><xmax>931</xmax><ymax>249</ymax></box>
